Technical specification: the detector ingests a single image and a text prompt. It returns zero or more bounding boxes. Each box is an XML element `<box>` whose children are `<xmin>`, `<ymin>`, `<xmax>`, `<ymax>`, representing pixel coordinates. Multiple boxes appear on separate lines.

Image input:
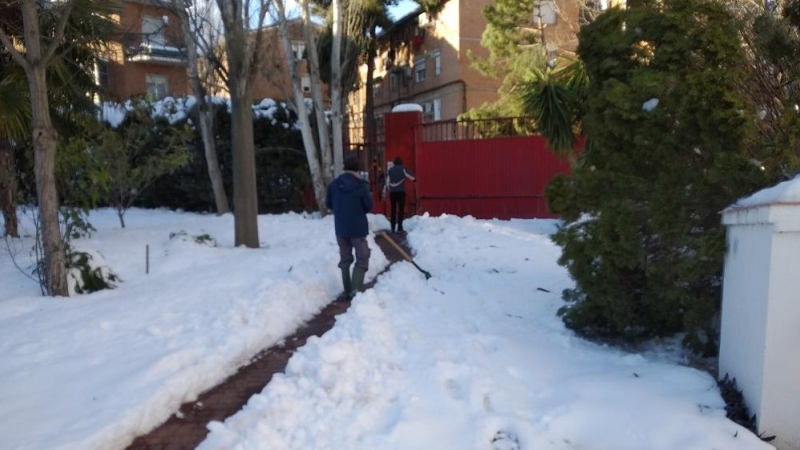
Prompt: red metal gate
<box><xmin>376</xmin><ymin>111</ymin><xmax>577</xmax><ymax>220</ymax></box>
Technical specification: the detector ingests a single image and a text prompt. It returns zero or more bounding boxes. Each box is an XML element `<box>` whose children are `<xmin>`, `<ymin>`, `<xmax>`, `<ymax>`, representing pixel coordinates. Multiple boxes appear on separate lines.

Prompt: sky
<box><xmin>390</xmin><ymin>0</ymin><xmax>420</xmax><ymax>21</ymax></box>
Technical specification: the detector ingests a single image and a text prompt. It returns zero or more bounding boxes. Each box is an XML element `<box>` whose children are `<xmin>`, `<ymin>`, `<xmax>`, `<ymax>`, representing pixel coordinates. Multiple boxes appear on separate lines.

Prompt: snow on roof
<box><xmin>391</xmin><ymin>103</ymin><xmax>423</xmax><ymax>113</ymax></box>
<box><xmin>733</xmin><ymin>175</ymin><xmax>800</xmax><ymax>208</ymax></box>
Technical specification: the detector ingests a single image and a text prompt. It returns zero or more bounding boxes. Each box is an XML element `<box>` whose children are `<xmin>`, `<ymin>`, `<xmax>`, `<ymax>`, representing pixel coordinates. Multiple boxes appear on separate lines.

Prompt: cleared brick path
<box><xmin>126</xmin><ymin>232</ymin><xmax>410</xmax><ymax>450</ymax></box>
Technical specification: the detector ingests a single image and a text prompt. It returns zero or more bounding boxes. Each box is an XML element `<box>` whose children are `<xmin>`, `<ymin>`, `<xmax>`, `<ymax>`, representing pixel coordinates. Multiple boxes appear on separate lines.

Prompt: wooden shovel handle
<box><xmin>379</xmin><ymin>231</ymin><xmax>414</xmax><ymax>262</ymax></box>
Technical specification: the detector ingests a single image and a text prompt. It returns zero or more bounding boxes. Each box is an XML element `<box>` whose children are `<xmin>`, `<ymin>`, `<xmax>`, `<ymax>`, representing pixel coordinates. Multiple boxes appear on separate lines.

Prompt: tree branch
<box><xmin>43</xmin><ymin>0</ymin><xmax>78</xmax><ymax>65</ymax></box>
<box><xmin>0</xmin><ymin>25</ymin><xmax>31</xmax><ymax>72</ymax></box>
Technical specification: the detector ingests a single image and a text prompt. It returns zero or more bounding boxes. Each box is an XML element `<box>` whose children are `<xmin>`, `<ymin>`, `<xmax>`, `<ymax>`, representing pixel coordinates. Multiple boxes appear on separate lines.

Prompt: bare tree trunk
<box><xmin>276</xmin><ymin>0</ymin><xmax>328</xmax><ymax>214</ymax></box>
<box><xmin>301</xmin><ymin>0</ymin><xmax>333</xmax><ymax>185</ymax></box>
<box><xmin>364</xmin><ymin>27</ymin><xmax>378</xmax><ymax>158</ymax></box>
<box><xmin>330</xmin><ymin>0</ymin><xmax>345</xmax><ymax>177</ymax></box>
<box><xmin>216</xmin><ymin>0</ymin><xmax>259</xmax><ymax>248</ymax></box>
<box><xmin>0</xmin><ymin>138</ymin><xmax>19</xmax><ymax>238</ymax></box>
<box><xmin>12</xmin><ymin>0</ymin><xmax>70</xmax><ymax>296</ymax></box>
<box><xmin>174</xmin><ymin>4</ymin><xmax>230</xmax><ymax>215</ymax></box>
<box><xmin>30</xmin><ymin>68</ymin><xmax>68</xmax><ymax>296</ymax></box>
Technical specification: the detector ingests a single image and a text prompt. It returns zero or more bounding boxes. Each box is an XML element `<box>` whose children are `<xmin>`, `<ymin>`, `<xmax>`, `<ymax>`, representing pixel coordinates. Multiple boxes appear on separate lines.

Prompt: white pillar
<box><xmin>720</xmin><ymin>179</ymin><xmax>800</xmax><ymax>450</ymax></box>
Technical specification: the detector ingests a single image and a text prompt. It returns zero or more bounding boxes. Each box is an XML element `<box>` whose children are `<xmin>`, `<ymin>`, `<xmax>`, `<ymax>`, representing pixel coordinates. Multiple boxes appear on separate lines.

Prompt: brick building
<box><xmin>249</xmin><ymin>19</ymin><xmax>325</xmax><ymax>103</ymax></box>
<box><xmin>98</xmin><ymin>0</ymin><xmax>190</xmax><ymax>101</ymax></box>
<box><xmin>347</xmin><ymin>0</ymin><xmax>585</xmax><ymax>125</ymax></box>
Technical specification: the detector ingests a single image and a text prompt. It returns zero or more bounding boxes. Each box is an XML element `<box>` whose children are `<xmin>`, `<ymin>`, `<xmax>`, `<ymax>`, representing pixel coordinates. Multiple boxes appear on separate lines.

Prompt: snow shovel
<box><xmin>379</xmin><ymin>231</ymin><xmax>432</xmax><ymax>280</ymax></box>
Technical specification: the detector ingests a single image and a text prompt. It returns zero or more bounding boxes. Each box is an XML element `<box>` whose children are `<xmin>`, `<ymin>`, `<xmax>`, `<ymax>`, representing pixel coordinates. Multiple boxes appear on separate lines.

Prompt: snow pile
<box><xmin>100</xmin><ymin>95</ymin><xmax>296</xmax><ymax>128</ymax></box>
<box><xmin>733</xmin><ymin>174</ymin><xmax>800</xmax><ymax>208</ymax></box>
<box><xmin>392</xmin><ymin>103</ymin><xmax>423</xmax><ymax>113</ymax></box>
<box><xmin>0</xmin><ymin>209</ymin><xmax>388</xmax><ymax>450</ymax></box>
<box><xmin>368</xmin><ymin>213</ymin><xmax>392</xmax><ymax>233</ymax></box>
<box><xmin>199</xmin><ymin>214</ymin><xmax>773</xmax><ymax>450</ymax></box>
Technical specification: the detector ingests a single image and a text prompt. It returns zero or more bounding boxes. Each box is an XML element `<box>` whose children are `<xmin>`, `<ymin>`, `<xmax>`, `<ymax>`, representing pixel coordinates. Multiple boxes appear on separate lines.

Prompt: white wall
<box><xmin>721</xmin><ymin>205</ymin><xmax>800</xmax><ymax>450</ymax></box>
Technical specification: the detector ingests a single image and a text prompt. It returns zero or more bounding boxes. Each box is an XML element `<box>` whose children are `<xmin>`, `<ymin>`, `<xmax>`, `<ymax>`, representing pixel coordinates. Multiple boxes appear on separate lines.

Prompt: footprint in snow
<box><xmin>492</xmin><ymin>430</ymin><xmax>521</xmax><ymax>450</ymax></box>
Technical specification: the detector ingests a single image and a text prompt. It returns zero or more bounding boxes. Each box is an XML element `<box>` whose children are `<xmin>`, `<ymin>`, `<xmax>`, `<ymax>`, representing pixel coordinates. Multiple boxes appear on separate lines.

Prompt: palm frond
<box><xmin>0</xmin><ymin>72</ymin><xmax>30</xmax><ymax>140</ymax></box>
<box><xmin>520</xmin><ymin>58</ymin><xmax>589</xmax><ymax>155</ymax></box>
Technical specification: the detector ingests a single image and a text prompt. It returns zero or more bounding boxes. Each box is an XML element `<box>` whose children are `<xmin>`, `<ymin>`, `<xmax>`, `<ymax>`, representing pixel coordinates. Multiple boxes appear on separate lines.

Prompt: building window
<box><xmin>414</xmin><ymin>59</ymin><xmax>426</xmax><ymax>83</ymax></box>
<box><xmin>433</xmin><ymin>98</ymin><xmax>442</xmax><ymax>120</ymax></box>
<box><xmin>95</xmin><ymin>60</ymin><xmax>109</xmax><ymax>89</ymax></box>
<box><xmin>422</xmin><ymin>101</ymin><xmax>434</xmax><ymax>121</ymax></box>
<box><xmin>146</xmin><ymin>74</ymin><xmax>169</xmax><ymax>100</ymax></box>
<box><xmin>291</xmin><ymin>41</ymin><xmax>306</xmax><ymax>60</ymax></box>
<box><xmin>373</xmin><ymin>80</ymin><xmax>382</xmax><ymax>98</ymax></box>
<box><xmin>433</xmin><ymin>50</ymin><xmax>441</xmax><ymax>76</ymax></box>
<box><xmin>301</xmin><ymin>75</ymin><xmax>311</xmax><ymax>92</ymax></box>
<box><xmin>390</xmin><ymin>73</ymin><xmax>399</xmax><ymax>91</ymax></box>
<box><xmin>142</xmin><ymin>16</ymin><xmax>165</xmax><ymax>46</ymax></box>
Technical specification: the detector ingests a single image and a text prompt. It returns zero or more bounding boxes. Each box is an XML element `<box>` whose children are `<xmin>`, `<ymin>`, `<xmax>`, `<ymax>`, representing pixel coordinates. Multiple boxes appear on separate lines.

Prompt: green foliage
<box><xmin>62</xmin><ymin>102</ymin><xmax>190</xmax><ymax>228</ymax></box>
<box><xmin>138</xmin><ymin>101</ymin><xmax>312</xmax><ymax>214</ymax></box>
<box><xmin>102</xmin><ymin>104</ymin><xmax>191</xmax><ymax>227</ymax></box>
<box><xmin>469</xmin><ymin>0</ymin><xmax>549</xmax><ymax>117</ymax></box>
<box><xmin>520</xmin><ymin>59</ymin><xmax>589</xmax><ymax>155</ymax></box>
<box><xmin>169</xmin><ymin>230</ymin><xmax>217</xmax><ymax>247</ymax></box>
<box><xmin>67</xmin><ymin>250</ymin><xmax>119</xmax><ymax>295</ymax></box>
<box><xmin>743</xmin><ymin>0</ymin><xmax>800</xmax><ymax>177</ymax></box>
<box><xmin>547</xmin><ymin>0</ymin><xmax>770</xmax><ymax>355</ymax></box>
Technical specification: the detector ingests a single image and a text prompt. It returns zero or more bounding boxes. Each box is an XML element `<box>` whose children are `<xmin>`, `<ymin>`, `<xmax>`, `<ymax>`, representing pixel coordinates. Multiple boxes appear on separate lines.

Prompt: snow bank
<box><xmin>0</xmin><ymin>209</ymin><xmax>388</xmax><ymax>450</ymax></box>
<box><xmin>198</xmin><ymin>214</ymin><xmax>772</xmax><ymax>450</ymax></box>
<box><xmin>100</xmin><ymin>96</ymin><xmax>296</xmax><ymax>128</ymax></box>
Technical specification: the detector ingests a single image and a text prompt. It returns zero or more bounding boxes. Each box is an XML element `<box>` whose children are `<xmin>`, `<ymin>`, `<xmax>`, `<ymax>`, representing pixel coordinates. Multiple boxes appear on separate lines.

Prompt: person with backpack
<box><xmin>386</xmin><ymin>157</ymin><xmax>416</xmax><ymax>233</ymax></box>
<box><xmin>326</xmin><ymin>156</ymin><xmax>373</xmax><ymax>298</ymax></box>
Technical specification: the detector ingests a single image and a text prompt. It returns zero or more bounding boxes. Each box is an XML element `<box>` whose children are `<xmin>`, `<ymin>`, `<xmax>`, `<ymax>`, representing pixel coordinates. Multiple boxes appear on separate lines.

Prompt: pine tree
<box><xmin>547</xmin><ymin>0</ymin><xmax>768</xmax><ymax>355</ymax></box>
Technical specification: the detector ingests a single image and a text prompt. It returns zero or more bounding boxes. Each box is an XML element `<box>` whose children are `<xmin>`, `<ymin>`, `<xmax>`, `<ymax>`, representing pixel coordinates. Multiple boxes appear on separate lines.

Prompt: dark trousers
<box><xmin>389</xmin><ymin>191</ymin><xmax>406</xmax><ymax>232</ymax></box>
<box><xmin>337</xmin><ymin>236</ymin><xmax>370</xmax><ymax>270</ymax></box>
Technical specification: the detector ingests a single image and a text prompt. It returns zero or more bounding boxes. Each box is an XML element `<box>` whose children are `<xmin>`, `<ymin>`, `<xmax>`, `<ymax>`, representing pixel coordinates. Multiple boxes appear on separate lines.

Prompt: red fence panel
<box><xmin>415</xmin><ymin>136</ymin><xmax>573</xmax><ymax>220</ymax></box>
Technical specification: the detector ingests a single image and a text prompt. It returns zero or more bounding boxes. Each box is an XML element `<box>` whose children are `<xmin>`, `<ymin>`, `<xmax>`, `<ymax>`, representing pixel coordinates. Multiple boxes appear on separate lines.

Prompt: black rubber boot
<box><xmin>341</xmin><ymin>267</ymin><xmax>351</xmax><ymax>297</ymax></box>
<box><xmin>350</xmin><ymin>266</ymin><xmax>367</xmax><ymax>298</ymax></box>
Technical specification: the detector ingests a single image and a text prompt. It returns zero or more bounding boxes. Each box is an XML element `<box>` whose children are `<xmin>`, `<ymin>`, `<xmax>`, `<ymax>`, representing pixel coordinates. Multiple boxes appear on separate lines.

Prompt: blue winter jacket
<box><xmin>325</xmin><ymin>172</ymin><xmax>373</xmax><ymax>238</ymax></box>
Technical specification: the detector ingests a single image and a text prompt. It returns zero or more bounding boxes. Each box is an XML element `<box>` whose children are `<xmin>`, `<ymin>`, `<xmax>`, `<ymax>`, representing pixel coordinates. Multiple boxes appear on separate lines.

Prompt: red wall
<box><xmin>376</xmin><ymin>111</ymin><xmax>575</xmax><ymax>220</ymax></box>
<box><xmin>415</xmin><ymin>136</ymin><xmax>573</xmax><ymax>219</ymax></box>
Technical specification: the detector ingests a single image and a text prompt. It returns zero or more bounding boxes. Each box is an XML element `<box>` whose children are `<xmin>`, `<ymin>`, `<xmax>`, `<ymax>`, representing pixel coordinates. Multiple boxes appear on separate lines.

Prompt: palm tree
<box><xmin>0</xmin><ymin>60</ymin><xmax>28</xmax><ymax>238</ymax></box>
<box><xmin>520</xmin><ymin>57</ymin><xmax>589</xmax><ymax>156</ymax></box>
<box><xmin>360</xmin><ymin>0</ymin><xmax>394</xmax><ymax>156</ymax></box>
<box><xmin>0</xmin><ymin>0</ymin><xmax>116</xmax><ymax>256</ymax></box>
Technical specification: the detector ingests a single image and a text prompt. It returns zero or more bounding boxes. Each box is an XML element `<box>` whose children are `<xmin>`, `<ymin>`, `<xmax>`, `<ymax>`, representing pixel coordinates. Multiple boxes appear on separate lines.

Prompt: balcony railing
<box><xmin>419</xmin><ymin>117</ymin><xmax>540</xmax><ymax>142</ymax></box>
<box><xmin>126</xmin><ymin>42</ymin><xmax>188</xmax><ymax>65</ymax></box>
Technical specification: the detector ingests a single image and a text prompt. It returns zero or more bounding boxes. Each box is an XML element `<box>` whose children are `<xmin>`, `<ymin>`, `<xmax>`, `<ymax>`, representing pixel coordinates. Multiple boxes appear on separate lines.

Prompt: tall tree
<box><xmin>322</xmin><ymin>0</ymin><xmax>392</xmax><ymax>173</ymax></box>
<box><xmin>0</xmin><ymin>60</ymin><xmax>26</xmax><ymax>238</ymax></box>
<box><xmin>0</xmin><ymin>1</ymin><xmax>115</xmax><ymax>240</ymax></box>
<box><xmin>275</xmin><ymin>0</ymin><xmax>329</xmax><ymax>213</ymax></box>
<box><xmin>547</xmin><ymin>0</ymin><xmax>767</xmax><ymax>354</ymax></box>
<box><xmin>301</xmin><ymin>0</ymin><xmax>334</xmax><ymax>184</ymax></box>
<box><xmin>214</xmin><ymin>0</ymin><xmax>270</xmax><ymax>247</ymax></box>
<box><xmin>360</xmin><ymin>1</ymin><xmax>392</xmax><ymax>162</ymax></box>
<box><xmin>468</xmin><ymin>0</ymin><xmax>603</xmax><ymax>119</ymax></box>
<box><xmin>170</xmin><ymin>0</ymin><xmax>231</xmax><ymax>215</ymax></box>
<box><xmin>0</xmin><ymin>0</ymin><xmax>80</xmax><ymax>295</ymax></box>
<box><xmin>732</xmin><ymin>0</ymin><xmax>800</xmax><ymax>178</ymax></box>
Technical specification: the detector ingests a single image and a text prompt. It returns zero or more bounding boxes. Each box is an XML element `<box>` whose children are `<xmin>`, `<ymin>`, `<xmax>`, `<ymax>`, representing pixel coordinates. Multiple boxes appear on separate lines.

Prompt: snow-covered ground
<box><xmin>0</xmin><ymin>208</ymin><xmax>387</xmax><ymax>450</ymax></box>
<box><xmin>0</xmin><ymin>209</ymin><xmax>772</xmax><ymax>450</ymax></box>
<box><xmin>198</xmin><ymin>214</ymin><xmax>773</xmax><ymax>450</ymax></box>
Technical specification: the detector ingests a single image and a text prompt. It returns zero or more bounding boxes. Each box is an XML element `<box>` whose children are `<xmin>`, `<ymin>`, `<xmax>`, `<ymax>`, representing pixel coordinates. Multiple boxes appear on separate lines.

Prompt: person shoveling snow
<box><xmin>326</xmin><ymin>156</ymin><xmax>374</xmax><ymax>299</ymax></box>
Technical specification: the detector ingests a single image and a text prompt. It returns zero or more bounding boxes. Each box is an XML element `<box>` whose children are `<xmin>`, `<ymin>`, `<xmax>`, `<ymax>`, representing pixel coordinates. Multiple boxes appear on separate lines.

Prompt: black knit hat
<box><xmin>344</xmin><ymin>155</ymin><xmax>360</xmax><ymax>172</ymax></box>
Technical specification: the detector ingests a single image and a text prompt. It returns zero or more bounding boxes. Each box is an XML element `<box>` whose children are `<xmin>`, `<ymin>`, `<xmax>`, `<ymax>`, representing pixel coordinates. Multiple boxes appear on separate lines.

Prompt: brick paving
<box><xmin>126</xmin><ymin>232</ymin><xmax>410</xmax><ymax>450</ymax></box>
